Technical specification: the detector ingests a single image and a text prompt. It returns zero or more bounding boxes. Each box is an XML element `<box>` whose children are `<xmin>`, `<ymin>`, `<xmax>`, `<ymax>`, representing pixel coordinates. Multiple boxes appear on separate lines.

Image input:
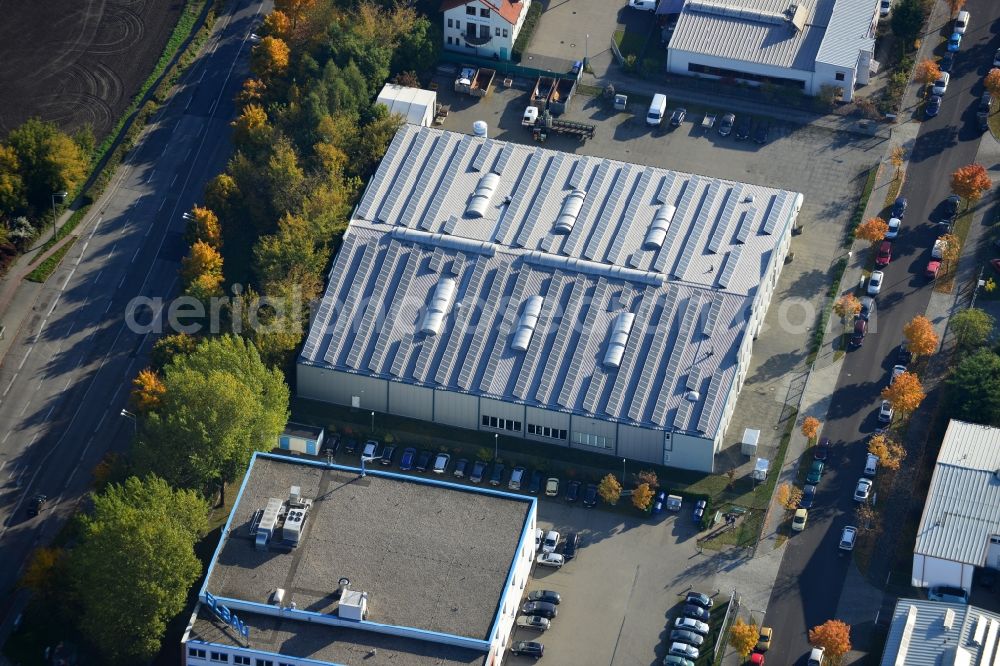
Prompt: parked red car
<box><xmin>926</xmin><ymin>260</ymin><xmax>941</xmax><ymax>279</ymax></box>
<box><xmin>875</xmin><ymin>240</ymin><xmax>892</xmax><ymax>267</ymax></box>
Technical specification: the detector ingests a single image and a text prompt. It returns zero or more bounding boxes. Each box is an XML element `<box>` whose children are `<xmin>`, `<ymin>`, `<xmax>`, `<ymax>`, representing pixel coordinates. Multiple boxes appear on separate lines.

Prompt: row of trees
<box><xmin>730</xmin><ymin>618</ymin><xmax>852</xmax><ymax>664</ymax></box>
<box><xmin>946</xmin><ymin>309</ymin><xmax>1000</xmax><ymax>426</ymax></box>
<box><xmin>178</xmin><ymin>0</ymin><xmax>438</xmax><ymax>370</ymax></box>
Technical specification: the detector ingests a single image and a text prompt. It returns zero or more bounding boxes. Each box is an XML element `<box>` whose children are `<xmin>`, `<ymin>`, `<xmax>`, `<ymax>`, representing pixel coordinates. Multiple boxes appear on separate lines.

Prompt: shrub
<box><xmin>512</xmin><ymin>2</ymin><xmax>543</xmax><ymax>61</ymax></box>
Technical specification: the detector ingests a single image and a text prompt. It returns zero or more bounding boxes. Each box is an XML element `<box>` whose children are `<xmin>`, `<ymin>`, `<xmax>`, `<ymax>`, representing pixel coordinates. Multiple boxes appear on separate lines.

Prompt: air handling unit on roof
<box><xmin>511</xmin><ymin>295</ymin><xmax>544</xmax><ymax>351</ymax></box>
<box><xmin>420</xmin><ymin>278</ymin><xmax>457</xmax><ymax>335</ymax></box>
<box><xmin>553</xmin><ymin>189</ymin><xmax>586</xmax><ymax>234</ymax></box>
<box><xmin>466</xmin><ymin>172</ymin><xmax>500</xmax><ymax>218</ymax></box>
<box><xmin>603</xmin><ymin>312</ymin><xmax>636</xmax><ymax>369</ymax></box>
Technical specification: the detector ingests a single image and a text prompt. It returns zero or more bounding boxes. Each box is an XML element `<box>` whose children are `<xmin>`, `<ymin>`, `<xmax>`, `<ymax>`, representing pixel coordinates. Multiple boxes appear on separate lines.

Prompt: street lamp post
<box><xmin>370</xmin><ymin>411</ymin><xmax>375</xmax><ymax>433</ymax></box>
<box><xmin>494</xmin><ymin>433</ymin><xmax>498</xmax><ymax>461</ymax></box>
<box><xmin>51</xmin><ymin>191</ymin><xmax>67</xmax><ymax>241</ymax></box>
<box><xmin>622</xmin><ymin>458</ymin><xmax>626</xmax><ymax>484</ymax></box>
<box><xmin>120</xmin><ymin>408</ymin><xmax>138</xmax><ymax>436</ymax></box>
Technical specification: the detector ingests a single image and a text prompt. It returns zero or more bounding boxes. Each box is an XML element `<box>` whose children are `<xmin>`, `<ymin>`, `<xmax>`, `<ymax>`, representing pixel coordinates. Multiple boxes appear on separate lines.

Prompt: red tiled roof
<box><xmin>440</xmin><ymin>0</ymin><xmax>525</xmax><ymax>25</ymax></box>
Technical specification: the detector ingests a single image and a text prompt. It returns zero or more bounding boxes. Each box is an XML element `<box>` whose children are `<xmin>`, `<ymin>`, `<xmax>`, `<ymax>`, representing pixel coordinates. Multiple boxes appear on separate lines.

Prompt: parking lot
<box><xmin>437</xmin><ymin>79</ymin><xmax>882</xmax><ymax>467</ymax></box>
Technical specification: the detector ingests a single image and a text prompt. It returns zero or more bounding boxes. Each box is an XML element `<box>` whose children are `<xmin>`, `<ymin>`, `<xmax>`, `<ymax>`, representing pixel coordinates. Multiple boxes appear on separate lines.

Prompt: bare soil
<box><xmin>0</xmin><ymin>0</ymin><xmax>185</xmax><ymax>138</ymax></box>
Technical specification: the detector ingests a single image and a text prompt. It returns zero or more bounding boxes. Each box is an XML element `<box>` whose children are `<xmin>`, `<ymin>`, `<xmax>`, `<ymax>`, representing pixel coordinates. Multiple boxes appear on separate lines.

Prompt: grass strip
<box><xmin>26</xmin><ymin>239</ymin><xmax>76</xmax><ymax>283</ymax></box>
<box><xmin>845</xmin><ymin>165</ymin><xmax>879</xmax><ymax>247</ymax></box>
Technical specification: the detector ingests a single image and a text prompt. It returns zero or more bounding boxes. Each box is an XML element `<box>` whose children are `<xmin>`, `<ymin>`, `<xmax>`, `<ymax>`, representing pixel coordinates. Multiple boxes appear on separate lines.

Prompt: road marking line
<box><xmin>64</xmin><ymin>378</ymin><xmax>71</xmax><ymax>391</ymax></box>
<box><xmin>95</xmin><ymin>270</ymin><xmax>102</xmax><ymax>283</ymax></box>
<box><xmin>131</xmin><ymin>247</ymin><xmax>141</xmax><ymax>264</ymax></box>
<box><xmin>88</xmin><ymin>216</ymin><xmax>103</xmax><ymax>240</ymax></box>
<box><xmin>18</xmin><ymin>400</ymin><xmax>30</xmax><ymax>416</ymax></box>
<box><xmin>45</xmin><ymin>405</ymin><xmax>54</xmax><ymax>420</ymax></box>
<box><xmin>109</xmin><ymin>241</ymin><xmax>117</xmax><ymax>255</ymax></box>
<box><xmin>185</xmin><ymin>147</ymin><xmax>193</xmax><ymax>161</ymax></box>
<box><xmin>145</xmin><ymin>223</ymin><xmax>153</xmax><ymax>237</ymax></box>
<box><xmin>0</xmin><ymin>461</ymin><xmax>5</xmax><ymax>473</ymax></box>
<box><xmin>64</xmin><ymin>322</ymin><xmax>74</xmax><ymax>338</ymax></box>
<box><xmin>185</xmin><ymin>96</ymin><xmax>193</xmax><ymax>112</ymax></box>
<box><xmin>4</xmin><ymin>375</ymin><xmax>17</xmax><ymax>396</ymax></box>
<box><xmin>94</xmin><ymin>412</ymin><xmax>107</xmax><ymax>433</ymax></box>
<box><xmin>37</xmin><ymin>317</ymin><xmax>48</xmax><ymax>337</ymax></box>
<box><xmin>105</xmin><ymin>300</ymin><xmax>114</xmax><ymax>313</ymax></box>
<box><xmin>146</xmin><ymin>169</ymin><xmax>155</xmax><ymax>184</ymax></box>
<box><xmin>158</xmin><ymin>197</ymin><xmax>167</xmax><ymax>211</ymax></box>
<box><xmin>119</xmin><ymin>273</ymin><xmax>128</xmax><ymax>288</ymax></box>
<box><xmin>47</xmin><ymin>295</ymin><xmax>61</xmax><ymax>317</ymax></box>
<box><xmin>79</xmin><ymin>435</ymin><xmax>94</xmax><ymax>462</ymax></box>
<box><xmin>170</xmin><ymin>174</ymin><xmax>178</xmax><ymax>188</ymax></box>
<box><xmin>1</xmin><ymin>432</ymin><xmax>9</xmax><ymax>444</ymax></box>
<box><xmin>17</xmin><ymin>348</ymin><xmax>32</xmax><ymax>371</ymax></box>
<box><xmin>111</xmin><ymin>385</ymin><xmax>122</xmax><ymax>403</ymax></box>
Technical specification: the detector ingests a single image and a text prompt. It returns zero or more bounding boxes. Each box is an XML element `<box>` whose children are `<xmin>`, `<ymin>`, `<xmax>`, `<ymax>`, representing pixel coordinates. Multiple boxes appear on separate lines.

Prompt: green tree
<box><xmin>151</xmin><ymin>332</ymin><xmax>199</xmax><ymax>371</ymax></box>
<box><xmin>6</xmin><ymin>118</ymin><xmax>87</xmax><ymax>212</ymax></box>
<box><xmin>135</xmin><ymin>335</ymin><xmax>289</xmax><ymax>498</ymax></box>
<box><xmin>950</xmin><ymin>308</ymin><xmax>995</xmax><ymax>350</ymax></box>
<box><xmin>891</xmin><ymin>0</ymin><xmax>925</xmax><ymax>46</ymax></box>
<box><xmin>946</xmin><ymin>350</ymin><xmax>1000</xmax><ymax>427</ymax></box>
<box><xmin>350</xmin><ymin>105</ymin><xmax>403</xmax><ymax>178</ymax></box>
<box><xmin>68</xmin><ymin>475</ymin><xmax>207</xmax><ymax>664</ymax></box>
<box><xmin>392</xmin><ymin>15</ymin><xmax>439</xmax><ymax>75</ymax></box>
<box><xmin>0</xmin><ymin>144</ymin><xmax>26</xmax><ymax>214</ymax></box>
<box><xmin>253</xmin><ymin>211</ymin><xmax>323</xmax><ymax>296</ymax></box>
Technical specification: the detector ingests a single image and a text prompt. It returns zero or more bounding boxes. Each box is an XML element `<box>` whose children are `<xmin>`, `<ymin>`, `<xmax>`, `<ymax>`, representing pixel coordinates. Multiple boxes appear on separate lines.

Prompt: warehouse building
<box><xmin>666</xmin><ymin>0</ymin><xmax>880</xmax><ymax>101</ymax></box>
<box><xmin>297</xmin><ymin>125</ymin><xmax>803</xmax><ymax>472</ymax></box>
<box><xmin>880</xmin><ymin>599</ymin><xmax>1000</xmax><ymax>665</ymax></box>
<box><xmin>912</xmin><ymin>420</ymin><xmax>1000</xmax><ymax>593</ymax></box>
<box><xmin>182</xmin><ymin>453</ymin><xmax>537</xmax><ymax>666</ymax></box>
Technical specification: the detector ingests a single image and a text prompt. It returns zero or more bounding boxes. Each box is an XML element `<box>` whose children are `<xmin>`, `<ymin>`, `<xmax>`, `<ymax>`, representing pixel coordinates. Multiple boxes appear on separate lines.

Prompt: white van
<box><xmin>807</xmin><ymin>646</ymin><xmax>826</xmax><ymax>665</ymax></box>
<box><xmin>864</xmin><ymin>453</ymin><xmax>879</xmax><ymax>477</ymax></box>
<box><xmin>646</xmin><ymin>93</ymin><xmax>667</xmax><ymax>126</ymax></box>
<box><xmin>954</xmin><ymin>10</ymin><xmax>970</xmax><ymax>34</ymax></box>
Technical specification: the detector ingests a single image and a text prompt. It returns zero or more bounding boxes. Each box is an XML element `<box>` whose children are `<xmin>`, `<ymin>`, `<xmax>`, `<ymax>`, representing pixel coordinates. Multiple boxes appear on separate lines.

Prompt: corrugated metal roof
<box><xmin>670</xmin><ymin>0</ymin><xmax>828</xmax><ymax>70</ymax></box>
<box><xmin>670</xmin><ymin>0</ymin><xmax>875</xmax><ymax>73</ymax></box>
<box><xmin>815</xmin><ymin>0</ymin><xmax>877</xmax><ymax>67</ymax></box>
<box><xmin>913</xmin><ymin>420</ymin><xmax>1000</xmax><ymax>565</ymax></box>
<box><xmin>881</xmin><ymin>599</ymin><xmax>1000</xmax><ymax>666</ymax></box>
<box><xmin>300</xmin><ymin>126</ymin><xmax>802</xmax><ymax>437</ymax></box>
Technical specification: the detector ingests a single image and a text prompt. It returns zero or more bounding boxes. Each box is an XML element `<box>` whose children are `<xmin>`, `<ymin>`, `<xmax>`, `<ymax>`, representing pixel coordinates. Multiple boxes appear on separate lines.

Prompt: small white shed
<box><xmin>752</xmin><ymin>457</ymin><xmax>769</xmax><ymax>482</ymax></box>
<box><xmin>741</xmin><ymin>428</ymin><xmax>760</xmax><ymax>456</ymax></box>
<box><xmin>278</xmin><ymin>423</ymin><xmax>325</xmax><ymax>455</ymax></box>
<box><xmin>376</xmin><ymin>84</ymin><xmax>436</xmax><ymax>127</ymax></box>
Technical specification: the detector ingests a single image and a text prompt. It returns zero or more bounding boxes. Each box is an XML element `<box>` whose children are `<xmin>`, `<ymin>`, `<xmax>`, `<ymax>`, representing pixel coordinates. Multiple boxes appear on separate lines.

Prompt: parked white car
<box><xmin>542</xmin><ymin>530</ymin><xmax>560</xmax><ymax>553</ymax></box>
<box><xmin>853</xmin><ymin>477</ymin><xmax>873</xmax><ymax>502</ymax></box>
<box><xmin>628</xmin><ymin>0</ymin><xmax>657</xmax><ymax>10</ymax></box>
<box><xmin>674</xmin><ymin>617</ymin><xmax>710</xmax><ymax>636</ymax></box>
<box><xmin>879</xmin><ymin>399</ymin><xmax>894</xmax><ymax>423</ymax></box>
<box><xmin>867</xmin><ymin>270</ymin><xmax>884</xmax><ymax>296</ymax></box>
<box><xmin>839</xmin><ymin>526</ymin><xmax>857</xmax><ymax>551</ymax></box>
<box><xmin>932</xmin><ymin>72</ymin><xmax>950</xmax><ymax>95</ymax></box>
<box><xmin>885</xmin><ymin>217</ymin><xmax>901</xmax><ymax>239</ymax></box>
<box><xmin>536</xmin><ymin>552</ymin><xmax>564</xmax><ymax>568</ymax></box>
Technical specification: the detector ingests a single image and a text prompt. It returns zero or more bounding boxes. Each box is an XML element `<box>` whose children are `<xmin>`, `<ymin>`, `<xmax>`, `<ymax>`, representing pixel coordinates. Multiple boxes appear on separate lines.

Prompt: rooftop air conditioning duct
<box><xmin>603</xmin><ymin>312</ymin><xmax>635</xmax><ymax>369</ymax></box>
<box><xmin>419</xmin><ymin>278</ymin><xmax>457</xmax><ymax>336</ymax></box>
<box><xmin>466</xmin><ymin>172</ymin><xmax>500</xmax><ymax>218</ymax></box>
<box><xmin>644</xmin><ymin>204</ymin><xmax>676</xmax><ymax>249</ymax></box>
<box><xmin>282</xmin><ymin>508</ymin><xmax>306</xmax><ymax>545</ymax></box>
<box><xmin>511</xmin><ymin>295</ymin><xmax>544</xmax><ymax>352</ymax></box>
<box><xmin>553</xmin><ymin>189</ymin><xmax>586</xmax><ymax>234</ymax></box>
<box><xmin>255</xmin><ymin>497</ymin><xmax>283</xmax><ymax>551</ymax></box>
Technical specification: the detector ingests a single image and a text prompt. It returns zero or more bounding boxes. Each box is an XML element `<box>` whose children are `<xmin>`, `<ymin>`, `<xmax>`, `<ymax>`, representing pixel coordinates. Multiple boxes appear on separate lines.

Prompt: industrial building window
<box><xmin>480</xmin><ymin>7</ymin><xmax>490</xmax><ymax>16</ymax></box>
<box><xmin>482</xmin><ymin>415</ymin><xmax>521</xmax><ymax>432</ymax></box>
<box><xmin>189</xmin><ymin>648</ymin><xmax>207</xmax><ymax>659</ymax></box>
<box><xmin>572</xmin><ymin>431</ymin><xmax>613</xmax><ymax>449</ymax></box>
<box><xmin>835</xmin><ymin>72</ymin><xmax>845</xmax><ymax>81</ymax></box>
<box><xmin>495</xmin><ymin>27</ymin><xmax>501</xmax><ymax>36</ymax></box>
<box><xmin>210</xmin><ymin>653</ymin><xmax>229</xmax><ymax>663</ymax></box>
<box><xmin>527</xmin><ymin>424</ymin><xmax>567</xmax><ymax>440</ymax></box>
<box><xmin>447</xmin><ymin>18</ymin><xmax>453</xmax><ymax>27</ymax></box>
<box><xmin>233</xmin><ymin>658</ymin><xmax>251</xmax><ymax>666</ymax></box>
<box><xmin>687</xmin><ymin>63</ymin><xmax>806</xmax><ymax>90</ymax></box>
<box><xmin>466</xmin><ymin>5</ymin><xmax>476</xmax><ymax>13</ymax></box>
<box><xmin>255</xmin><ymin>660</ymin><xmax>274</xmax><ymax>666</ymax></box>
<box><xmin>503</xmin><ymin>29</ymin><xmax>508</xmax><ymax>37</ymax></box>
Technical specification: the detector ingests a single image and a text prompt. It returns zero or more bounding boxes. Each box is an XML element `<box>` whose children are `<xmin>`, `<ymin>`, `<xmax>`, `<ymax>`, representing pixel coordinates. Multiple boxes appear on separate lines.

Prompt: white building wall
<box><xmin>569</xmin><ymin>414</ymin><xmax>618</xmax><ymax>454</ymax></box>
<box><xmin>617</xmin><ymin>424</ymin><xmax>666</xmax><ymax>464</ymax></box>
<box><xmin>491</xmin><ymin>503</ymin><xmax>536</xmax><ymax>660</ymax></box>
<box><xmin>668</xmin><ymin>431</ymin><xmax>716</xmax><ymax>472</ymax></box>
<box><xmin>812</xmin><ymin>60</ymin><xmax>859</xmax><ymax>101</ymax></box>
<box><xmin>434</xmin><ymin>390</ymin><xmax>480</xmax><ymax>430</ymax></box>
<box><xmin>443</xmin><ymin>2</ymin><xmax>520</xmax><ymax>60</ymax></box>
<box><xmin>911</xmin><ymin>554</ymin><xmax>976</xmax><ymax>591</ymax></box>
<box><xmin>297</xmin><ymin>365</ymin><xmax>389</xmax><ymax>412</ymax></box>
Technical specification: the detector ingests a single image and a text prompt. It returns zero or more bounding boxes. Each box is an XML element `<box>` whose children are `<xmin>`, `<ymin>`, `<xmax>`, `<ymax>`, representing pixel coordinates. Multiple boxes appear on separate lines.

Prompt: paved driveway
<box><xmin>521</xmin><ymin>0</ymin><xmax>656</xmax><ymax>77</ymax></box>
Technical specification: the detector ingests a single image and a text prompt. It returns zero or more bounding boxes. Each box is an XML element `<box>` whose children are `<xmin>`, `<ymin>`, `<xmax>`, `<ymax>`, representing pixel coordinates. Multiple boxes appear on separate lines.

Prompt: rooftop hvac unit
<box><xmin>338</xmin><ymin>589</ymin><xmax>368</xmax><ymax>621</ymax></box>
<box><xmin>282</xmin><ymin>508</ymin><xmax>307</xmax><ymax>545</ymax></box>
<box><xmin>289</xmin><ymin>485</ymin><xmax>301</xmax><ymax>506</ymax></box>
<box><xmin>255</xmin><ymin>497</ymin><xmax>284</xmax><ymax>551</ymax></box>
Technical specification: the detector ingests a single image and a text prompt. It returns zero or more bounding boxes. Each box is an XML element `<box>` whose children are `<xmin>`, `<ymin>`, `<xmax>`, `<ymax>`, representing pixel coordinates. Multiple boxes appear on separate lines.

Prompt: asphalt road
<box><xmin>0</xmin><ymin>0</ymin><xmax>270</xmax><ymax>636</ymax></box>
<box><xmin>765</xmin><ymin>2</ymin><xmax>1000</xmax><ymax>662</ymax></box>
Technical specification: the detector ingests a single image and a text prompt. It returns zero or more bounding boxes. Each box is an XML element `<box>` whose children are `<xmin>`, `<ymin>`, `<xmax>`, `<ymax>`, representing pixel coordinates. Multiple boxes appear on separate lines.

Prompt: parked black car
<box><xmin>415</xmin><ymin>450</ymin><xmax>433</xmax><ymax>472</ymax></box>
<box><xmin>896</xmin><ymin>343</ymin><xmax>913</xmax><ymax>365</ymax></box>
<box><xmin>890</xmin><ymin>196</ymin><xmax>907</xmax><ymax>219</ymax></box>
<box><xmin>521</xmin><ymin>601</ymin><xmax>558</xmax><ymax>619</ymax></box>
<box><xmin>582</xmin><ymin>483</ymin><xmax>598</xmax><ymax>508</ymax></box>
<box><xmin>528</xmin><ymin>469</ymin><xmax>544</xmax><ymax>494</ymax></box>
<box><xmin>734</xmin><ymin>115</ymin><xmax>752</xmax><ymax>140</ymax></box>
<box><xmin>526</xmin><ymin>590</ymin><xmax>561</xmax><ymax>605</ymax></box>
<box><xmin>669</xmin><ymin>108</ymin><xmax>687</xmax><ymax>127</ymax></box>
<box><xmin>511</xmin><ymin>641</ymin><xmax>544</xmax><ymax>659</ymax></box>
<box><xmin>751</xmin><ymin>120</ymin><xmax>769</xmax><ymax>144</ymax></box>
<box><xmin>692</xmin><ymin>499</ymin><xmax>706</xmax><ymax>524</ymax></box>
<box><xmin>565</xmin><ymin>480</ymin><xmax>581</xmax><ymax>502</ymax></box>
<box><xmin>27</xmin><ymin>494</ymin><xmax>46</xmax><ymax>517</ymax></box>
<box><xmin>925</xmin><ymin>94</ymin><xmax>941</xmax><ymax>119</ymax></box>
<box><xmin>685</xmin><ymin>591</ymin><xmax>714</xmax><ymax>609</ymax></box>
<box><xmin>489</xmin><ymin>463</ymin><xmax>506</xmax><ymax>486</ymax></box>
<box><xmin>562</xmin><ymin>532</ymin><xmax>580</xmax><ymax>561</ymax></box>
<box><xmin>470</xmin><ymin>460</ymin><xmax>488</xmax><ymax>483</ymax></box>
<box><xmin>343</xmin><ymin>438</ymin><xmax>358</xmax><ymax>455</ymax></box>
<box><xmin>683</xmin><ymin>604</ymin><xmax>710</xmax><ymax>622</ymax></box>
<box><xmin>939</xmin><ymin>51</ymin><xmax>954</xmax><ymax>72</ymax></box>
<box><xmin>380</xmin><ymin>445</ymin><xmax>396</xmax><ymax>465</ymax></box>
<box><xmin>813</xmin><ymin>437</ymin><xmax>830</xmax><ymax>462</ymax></box>
<box><xmin>323</xmin><ymin>433</ymin><xmax>341</xmax><ymax>456</ymax></box>
<box><xmin>453</xmin><ymin>458</ymin><xmax>469</xmax><ymax>478</ymax></box>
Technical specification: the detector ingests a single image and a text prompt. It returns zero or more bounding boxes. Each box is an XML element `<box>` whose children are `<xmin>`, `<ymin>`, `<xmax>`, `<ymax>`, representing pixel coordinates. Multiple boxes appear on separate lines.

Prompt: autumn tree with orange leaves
<box><xmin>986</xmin><ymin>69</ymin><xmax>1000</xmax><ymax>98</ymax></box>
<box><xmin>810</xmin><ymin>620</ymin><xmax>852</xmax><ymax>665</ymax></box>
<box><xmin>834</xmin><ymin>294</ymin><xmax>862</xmax><ymax>323</ymax></box>
<box><xmin>951</xmin><ymin>164</ymin><xmax>992</xmax><ymax>205</ymax></box>
<box><xmin>903</xmin><ymin>315</ymin><xmax>939</xmax><ymax>360</ymax></box>
<box><xmin>131</xmin><ymin>369</ymin><xmax>166</xmax><ymax>413</ymax></box>
<box><xmin>868</xmin><ymin>433</ymin><xmax>907</xmax><ymax>470</ymax></box>
<box><xmin>881</xmin><ymin>371</ymin><xmax>926</xmax><ymax>415</ymax></box>
<box><xmin>251</xmin><ymin>36</ymin><xmax>290</xmax><ymax>80</ymax></box>
<box><xmin>915</xmin><ymin>59</ymin><xmax>941</xmax><ymax>87</ymax></box>
<box><xmin>855</xmin><ymin>217</ymin><xmax>889</xmax><ymax>247</ymax></box>
<box><xmin>801</xmin><ymin>416</ymin><xmax>821</xmax><ymax>442</ymax></box>
<box><xmin>181</xmin><ymin>241</ymin><xmax>224</xmax><ymax>300</ymax></box>
<box><xmin>184</xmin><ymin>206</ymin><xmax>221</xmax><ymax>249</ymax></box>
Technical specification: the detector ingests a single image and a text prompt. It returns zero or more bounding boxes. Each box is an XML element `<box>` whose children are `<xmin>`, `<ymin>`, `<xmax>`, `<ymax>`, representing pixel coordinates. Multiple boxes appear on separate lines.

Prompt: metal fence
<box><xmin>439</xmin><ymin>51</ymin><xmax>578</xmax><ymax>83</ymax></box>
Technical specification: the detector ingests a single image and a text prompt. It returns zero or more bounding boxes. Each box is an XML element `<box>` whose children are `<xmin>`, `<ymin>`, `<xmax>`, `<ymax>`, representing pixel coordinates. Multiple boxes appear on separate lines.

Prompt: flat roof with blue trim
<box><xmin>189</xmin><ymin>453</ymin><xmax>533</xmax><ymax>665</ymax></box>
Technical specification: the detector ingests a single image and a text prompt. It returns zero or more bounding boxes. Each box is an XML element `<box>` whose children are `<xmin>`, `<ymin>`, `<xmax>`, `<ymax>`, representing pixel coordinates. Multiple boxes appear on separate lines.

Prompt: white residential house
<box><xmin>441</xmin><ymin>0</ymin><xmax>531</xmax><ymax>61</ymax></box>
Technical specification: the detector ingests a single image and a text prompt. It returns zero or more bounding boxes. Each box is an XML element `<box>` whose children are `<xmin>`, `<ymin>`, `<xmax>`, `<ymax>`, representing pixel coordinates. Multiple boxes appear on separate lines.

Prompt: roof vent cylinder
<box><xmin>553</xmin><ymin>189</ymin><xmax>587</xmax><ymax>234</ymax></box>
<box><xmin>603</xmin><ymin>312</ymin><xmax>636</xmax><ymax>368</ymax></box>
